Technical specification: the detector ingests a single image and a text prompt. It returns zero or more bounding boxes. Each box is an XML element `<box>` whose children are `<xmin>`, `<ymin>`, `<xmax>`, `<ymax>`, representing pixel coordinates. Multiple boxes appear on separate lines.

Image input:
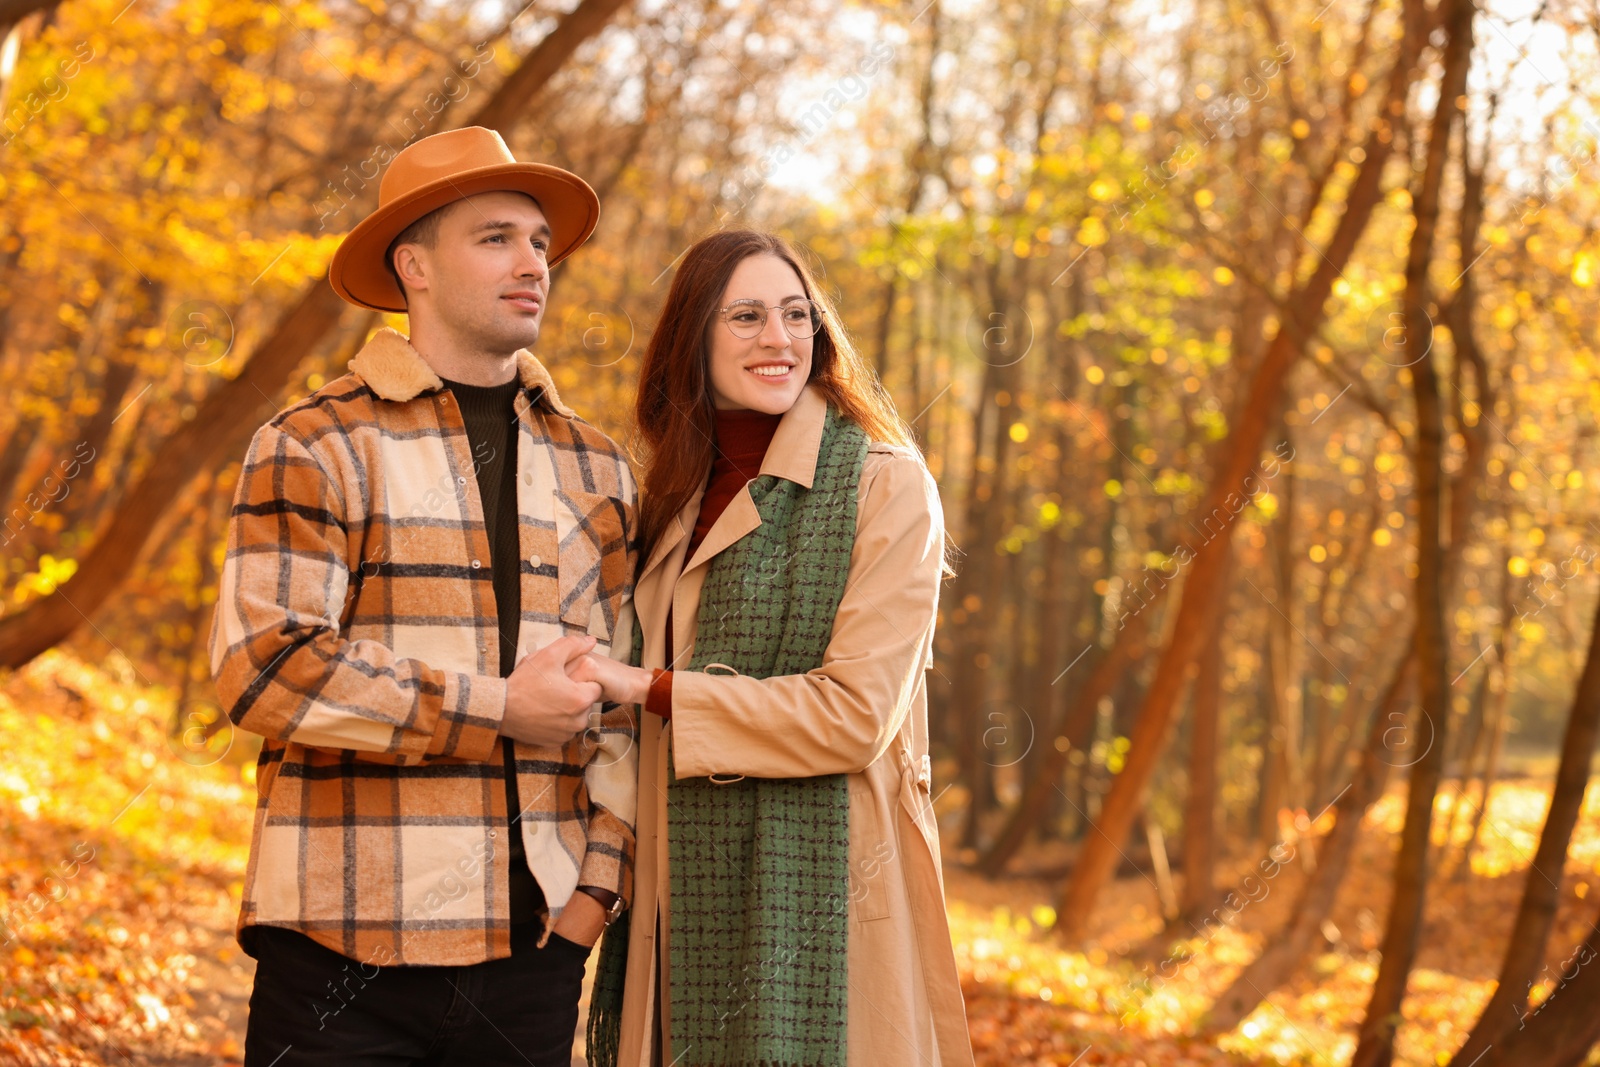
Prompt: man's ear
<box><xmin>394</xmin><ymin>244</ymin><xmax>429</xmax><ymax>296</ymax></box>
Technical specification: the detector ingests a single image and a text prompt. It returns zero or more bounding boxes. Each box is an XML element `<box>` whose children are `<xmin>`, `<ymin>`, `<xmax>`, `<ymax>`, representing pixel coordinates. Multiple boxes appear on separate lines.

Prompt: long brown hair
<box><xmin>634</xmin><ymin>230</ymin><xmax>915</xmax><ymax>561</ymax></box>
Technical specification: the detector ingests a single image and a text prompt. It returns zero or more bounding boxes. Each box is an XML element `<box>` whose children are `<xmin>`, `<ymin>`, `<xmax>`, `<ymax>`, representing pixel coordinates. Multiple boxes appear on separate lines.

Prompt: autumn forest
<box><xmin>3</xmin><ymin>0</ymin><xmax>1600</xmax><ymax>1063</ymax></box>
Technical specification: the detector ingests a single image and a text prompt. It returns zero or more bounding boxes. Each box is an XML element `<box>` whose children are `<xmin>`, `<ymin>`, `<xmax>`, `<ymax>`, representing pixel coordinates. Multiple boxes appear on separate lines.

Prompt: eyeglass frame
<box><xmin>715</xmin><ymin>297</ymin><xmax>823</xmax><ymax>340</ymax></box>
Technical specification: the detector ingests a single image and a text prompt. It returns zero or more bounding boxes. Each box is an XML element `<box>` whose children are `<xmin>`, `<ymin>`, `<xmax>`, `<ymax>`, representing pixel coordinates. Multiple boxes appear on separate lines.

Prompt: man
<box><xmin>209</xmin><ymin>126</ymin><xmax>638</xmax><ymax>1066</ymax></box>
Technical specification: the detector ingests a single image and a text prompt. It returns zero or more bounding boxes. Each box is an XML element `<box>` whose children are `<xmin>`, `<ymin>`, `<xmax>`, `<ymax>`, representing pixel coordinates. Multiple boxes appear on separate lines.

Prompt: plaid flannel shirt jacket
<box><xmin>209</xmin><ymin>326</ymin><xmax>638</xmax><ymax>967</ymax></box>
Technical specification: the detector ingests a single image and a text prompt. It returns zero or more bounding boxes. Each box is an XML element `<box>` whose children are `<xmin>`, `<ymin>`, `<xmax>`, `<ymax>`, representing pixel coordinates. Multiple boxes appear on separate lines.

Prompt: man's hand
<box><xmin>550</xmin><ymin>888</ymin><xmax>608</xmax><ymax>947</ymax></box>
<box><xmin>568</xmin><ymin>652</ymin><xmax>653</xmax><ymax>706</ymax></box>
<box><xmin>501</xmin><ymin>635</ymin><xmax>603</xmax><ymax>746</ymax></box>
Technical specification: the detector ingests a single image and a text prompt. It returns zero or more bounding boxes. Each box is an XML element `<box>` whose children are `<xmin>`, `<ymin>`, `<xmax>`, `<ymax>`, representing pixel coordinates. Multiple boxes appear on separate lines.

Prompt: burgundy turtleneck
<box><xmin>646</xmin><ymin>406</ymin><xmax>783</xmax><ymax>718</ymax></box>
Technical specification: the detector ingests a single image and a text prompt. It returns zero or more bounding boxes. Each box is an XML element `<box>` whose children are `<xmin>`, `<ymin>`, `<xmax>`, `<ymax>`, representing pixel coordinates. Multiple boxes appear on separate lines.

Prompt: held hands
<box><xmin>500</xmin><ymin>641</ymin><xmax>621</xmax><ymax>950</ymax></box>
<box><xmin>500</xmin><ymin>636</ymin><xmax>653</xmax><ymax>746</ymax></box>
<box><xmin>500</xmin><ymin>635</ymin><xmax>604</xmax><ymax>747</ymax></box>
<box><xmin>567</xmin><ymin>652</ymin><xmax>653</xmax><ymax>707</ymax></box>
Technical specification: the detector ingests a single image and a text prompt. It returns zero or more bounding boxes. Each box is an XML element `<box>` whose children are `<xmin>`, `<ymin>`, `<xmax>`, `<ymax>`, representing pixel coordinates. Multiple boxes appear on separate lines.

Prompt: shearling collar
<box><xmin>347</xmin><ymin>326</ymin><xmax>575</xmax><ymax>418</ymax></box>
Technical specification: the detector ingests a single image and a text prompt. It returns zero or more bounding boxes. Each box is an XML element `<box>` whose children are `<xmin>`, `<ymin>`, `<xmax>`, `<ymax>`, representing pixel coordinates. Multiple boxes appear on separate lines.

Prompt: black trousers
<box><xmin>243</xmin><ymin>924</ymin><xmax>592</xmax><ymax>1066</ymax></box>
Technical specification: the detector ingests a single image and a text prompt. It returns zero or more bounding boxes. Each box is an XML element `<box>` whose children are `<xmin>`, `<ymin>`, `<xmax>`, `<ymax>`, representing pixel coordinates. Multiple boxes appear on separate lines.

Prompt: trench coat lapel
<box><xmin>678</xmin><ymin>486</ymin><xmax>760</xmax><ymax>578</ymax></box>
<box><xmin>636</xmin><ymin>487</ymin><xmax>698</xmax><ymax>669</ymax></box>
<box><xmin>639</xmin><ymin>504</ymin><xmax>689</xmax><ymax>586</ymax></box>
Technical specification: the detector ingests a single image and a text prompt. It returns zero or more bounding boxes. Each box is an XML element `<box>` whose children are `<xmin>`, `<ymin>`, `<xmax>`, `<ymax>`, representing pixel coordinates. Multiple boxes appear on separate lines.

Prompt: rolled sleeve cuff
<box><xmin>578</xmin><ymin>827</ymin><xmax>633</xmax><ymax>906</ymax></box>
<box><xmin>418</xmin><ymin>672</ymin><xmax>507</xmax><ymax>763</ymax></box>
<box><xmin>666</xmin><ymin>671</ymin><xmax>721</xmax><ymax>778</ymax></box>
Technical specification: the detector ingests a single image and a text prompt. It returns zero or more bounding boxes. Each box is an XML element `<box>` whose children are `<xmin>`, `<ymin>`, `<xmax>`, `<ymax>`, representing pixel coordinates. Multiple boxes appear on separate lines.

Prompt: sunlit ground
<box><xmin>946</xmin><ymin>779</ymin><xmax>1600</xmax><ymax>1066</ymax></box>
<box><xmin>1</xmin><ymin>650</ymin><xmax>1597</xmax><ymax>1065</ymax></box>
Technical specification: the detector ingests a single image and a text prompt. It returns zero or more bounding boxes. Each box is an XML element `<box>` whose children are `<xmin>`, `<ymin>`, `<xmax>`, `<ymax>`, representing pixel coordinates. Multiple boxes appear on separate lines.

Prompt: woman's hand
<box><xmin>568</xmin><ymin>652</ymin><xmax>654</xmax><ymax>706</ymax></box>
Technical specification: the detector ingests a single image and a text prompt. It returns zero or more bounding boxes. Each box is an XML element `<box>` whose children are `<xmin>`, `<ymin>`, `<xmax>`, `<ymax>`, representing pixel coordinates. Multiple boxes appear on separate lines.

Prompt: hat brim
<box><xmin>328</xmin><ymin>162</ymin><xmax>600</xmax><ymax>313</ymax></box>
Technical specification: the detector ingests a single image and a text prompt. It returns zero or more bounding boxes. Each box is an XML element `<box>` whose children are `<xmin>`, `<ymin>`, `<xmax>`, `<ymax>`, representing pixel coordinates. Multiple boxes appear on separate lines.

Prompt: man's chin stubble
<box><xmin>478</xmin><ymin>312</ymin><xmax>541</xmax><ymax>355</ymax></box>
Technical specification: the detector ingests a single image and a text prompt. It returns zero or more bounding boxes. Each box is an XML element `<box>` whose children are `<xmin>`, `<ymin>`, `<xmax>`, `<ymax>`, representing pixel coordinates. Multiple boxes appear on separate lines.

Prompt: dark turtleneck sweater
<box><xmin>440</xmin><ymin>375</ymin><xmax>542</xmax><ymax>926</ymax></box>
<box><xmin>646</xmin><ymin>406</ymin><xmax>783</xmax><ymax>717</ymax></box>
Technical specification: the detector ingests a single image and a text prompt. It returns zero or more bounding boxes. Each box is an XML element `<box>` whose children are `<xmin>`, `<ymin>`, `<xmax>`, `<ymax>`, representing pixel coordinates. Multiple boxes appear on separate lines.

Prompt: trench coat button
<box><xmin>471</xmin><ymin>559</ymin><xmax>482</xmax><ymax>569</ymax></box>
<box><xmin>529</xmin><ymin>555</ymin><xmax>542</xmax><ymax>568</ymax></box>
<box><xmin>457</xmin><ymin>476</ymin><xmax>467</xmax><ymax>485</ymax></box>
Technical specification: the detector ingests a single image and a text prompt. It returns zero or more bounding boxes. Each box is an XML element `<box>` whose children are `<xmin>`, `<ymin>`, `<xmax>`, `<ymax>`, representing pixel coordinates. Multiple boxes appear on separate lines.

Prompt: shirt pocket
<box><xmin>553</xmin><ymin>488</ymin><xmax>632</xmax><ymax>646</ymax></box>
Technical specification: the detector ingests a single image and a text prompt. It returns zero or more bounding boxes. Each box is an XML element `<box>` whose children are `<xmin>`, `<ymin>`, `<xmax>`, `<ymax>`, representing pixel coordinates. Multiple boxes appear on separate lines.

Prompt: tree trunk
<box><xmin>952</xmin><ymin>261</ymin><xmax>1023</xmax><ymax>849</ymax></box>
<box><xmin>1259</xmin><ymin>476</ymin><xmax>1297</xmax><ymax>847</ymax></box>
<box><xmin>1199</xmin><ymin>643</ymin><xmax>1414</xmax><ymax>1035</ymax></box>
<box><xmin>1455</xmin><ymin>642</ymin><xmax>1511</xmax><ymax>877</ymax></box>
<box><xmin>976</xmin><ymin>609</ymin><xmax>1150</xmax><ymax>876</ymax></box>
<box><xmin>1272</xmin><ymin>456</ymin><xmax>1307</xmax><ymax>829</ymax></box>
<box><xmin>1050</xmin><ymin>0</ymin><xmax>1428</xmax><ymax>942</ymax></box>
<box><xmin>868</xmin><ymin>2</ymin><xmax>940</xmax><ymax>380</ymax></box>
<box><xmin>1348</xmin><ymin>3</ymin><xmax>1470</xmax><ymax>1062</ymax></box>
<box><xmin>168</xmin><ymin>488</ymin><xmax>225</xmax><ymax>749</ymax></box>
<box><xmin>1256</xmin><ymin>678</ymin><xmax>1285</xmax><ymax>846</ymax></box>
<box><xmin>1466</xmin><ymin>903</ymin><xmax>1600</xmax><ymax>1067</ymax></box>
<box><xmin>0</xmin><ymin>0</ymin><xmax>635</xmax><ymax>668</ymax></box>
<box><xmin>1145</xmin><ymin>812</ymin><xmax>1178</xmax><ymax>921</ymax></box>
<box><xmin>54</xmin><ymin>281</ymin><xmax>161</xmax><ymax>536</ymax></box>
<box><xmin>1447</xmin><ymin>591</ymin><xmax>1600</xmax><ymax>1064</ymax></box>
<box><xmin>0</xmin><ymin>272</ymin><xmax>126</xmax><ymax>532</ymax></box>
<box><xmin>1440</xmin><ymin>634</ymin><xmax>1496</xmax><ymax>866</ymax></box>
<box><xmin>1310</xmin><ymin>496</ymin><xmax>1383</xmax><ymax>809</ymax></box>
<box><xmin>464</xmin><ymin>0</ymin><xmax>633</xmax><ymax>131</ymax></box>
<box><xmin>1178</xmin><ymin>545</ymin><xmax>1231</xmax><ymax>925</ymax></box>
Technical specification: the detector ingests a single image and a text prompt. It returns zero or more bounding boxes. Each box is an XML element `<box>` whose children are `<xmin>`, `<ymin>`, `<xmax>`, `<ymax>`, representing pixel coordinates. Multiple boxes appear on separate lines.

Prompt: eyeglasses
<box><xmin>717</xmin><ymin>298</ymin><xmax>821</xmax><ymax>340</ymax></box>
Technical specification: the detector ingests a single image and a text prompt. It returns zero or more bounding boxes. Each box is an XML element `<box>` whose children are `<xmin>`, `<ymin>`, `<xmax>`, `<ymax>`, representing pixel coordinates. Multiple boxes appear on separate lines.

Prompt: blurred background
<box><xmin>2</xmin><ymin>0</ymin><xmax>1600</xmax><ymax>1063</ymax></box>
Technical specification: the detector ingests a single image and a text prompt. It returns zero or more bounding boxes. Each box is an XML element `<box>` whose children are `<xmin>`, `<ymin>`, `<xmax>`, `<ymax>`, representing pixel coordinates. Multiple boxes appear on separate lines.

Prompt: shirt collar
<box><xmin>347</xmin><ymin>326</ymin><xmax>575</xmax><ymax>418</ymax></box>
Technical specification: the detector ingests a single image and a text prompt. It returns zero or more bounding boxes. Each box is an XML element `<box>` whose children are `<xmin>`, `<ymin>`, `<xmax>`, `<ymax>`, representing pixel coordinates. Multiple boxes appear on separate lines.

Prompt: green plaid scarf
<box><xmin>666</xmin><ymin>405</ymin><xmax>866</xmax><ymax>1065</ymax></box>
<box><xmin>588</xmin><ymin>406</ymin><xmax>867</xmax><ymax>1067</ymax></box>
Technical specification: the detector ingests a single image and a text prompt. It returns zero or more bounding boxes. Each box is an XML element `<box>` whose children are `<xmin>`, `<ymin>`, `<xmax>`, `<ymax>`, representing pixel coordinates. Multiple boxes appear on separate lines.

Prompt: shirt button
<box><xmin>522</xmin><ymin>472</ymin><xmax>532</xmax><ymax>486</ymax></box>
<box><xmin>457</xmin><ymin>476</ymin><xmax>467</xmax><ymax>485</ymax></box>
<box><xmin>471</xmin><ymin>559</ymin><xmax>482</xmax><ymax>569</ymax></box>
<box><xmin>529</xmin><ymin>555</ymin><xmax>542</xmax><ymax>568</ymax></box>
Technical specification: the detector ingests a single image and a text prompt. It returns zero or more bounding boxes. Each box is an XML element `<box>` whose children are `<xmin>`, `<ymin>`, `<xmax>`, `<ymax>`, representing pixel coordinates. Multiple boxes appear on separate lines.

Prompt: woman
<box><xmin>579</xmin><ymin>230</ymin><xmax>973</xmax><ymax>1067</ymax></box>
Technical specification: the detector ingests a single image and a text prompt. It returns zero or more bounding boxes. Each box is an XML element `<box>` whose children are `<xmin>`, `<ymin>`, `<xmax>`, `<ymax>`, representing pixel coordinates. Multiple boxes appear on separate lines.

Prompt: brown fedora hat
<box><xmin>328</xmin><ymin>126</ymin><xmax>600</xmax><ymax>313</ymax></box>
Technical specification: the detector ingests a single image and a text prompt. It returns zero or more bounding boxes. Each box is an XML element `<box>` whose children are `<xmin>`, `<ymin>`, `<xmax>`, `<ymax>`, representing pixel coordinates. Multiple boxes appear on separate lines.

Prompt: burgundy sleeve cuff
<box><xmin>645</xmin><ymin>668</ymin><xmax>673</xmax><ymax>720</ymax></box>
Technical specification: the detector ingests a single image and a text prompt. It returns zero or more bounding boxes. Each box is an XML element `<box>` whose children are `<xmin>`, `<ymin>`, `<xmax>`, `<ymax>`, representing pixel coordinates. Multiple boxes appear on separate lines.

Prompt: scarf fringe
<box><xmin>585</xmin><ymin>908</ymin><xmax>630</xmax><ymax>1067</ymax></box>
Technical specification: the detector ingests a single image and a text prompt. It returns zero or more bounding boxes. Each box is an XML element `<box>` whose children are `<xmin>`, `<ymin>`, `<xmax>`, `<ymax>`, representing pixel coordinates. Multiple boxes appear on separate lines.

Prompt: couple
<box><xmin>209</xmin><ymin>126</ymin><xmax>973</xmax><ymax>1067</ymax></box>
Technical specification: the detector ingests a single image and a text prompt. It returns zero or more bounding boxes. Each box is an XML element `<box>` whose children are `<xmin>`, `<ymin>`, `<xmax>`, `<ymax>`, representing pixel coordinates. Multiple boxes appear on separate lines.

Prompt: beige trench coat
<box><xmin>614</xmin><ymin>385</ymin><xmax>974</xmax><ymax>1067</ymax></box>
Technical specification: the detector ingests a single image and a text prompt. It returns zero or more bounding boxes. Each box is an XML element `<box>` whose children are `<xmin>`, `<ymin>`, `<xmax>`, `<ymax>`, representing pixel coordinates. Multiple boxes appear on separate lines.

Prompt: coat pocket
<box><xmin>553</xmin><ymin>488</ymin><xmax>632</xmax><ymax>645</ymax></box>
<box><xmin>848</xmin><ymin>775</ymin><xmax>894</xmax><ymax>922</ymax></box>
